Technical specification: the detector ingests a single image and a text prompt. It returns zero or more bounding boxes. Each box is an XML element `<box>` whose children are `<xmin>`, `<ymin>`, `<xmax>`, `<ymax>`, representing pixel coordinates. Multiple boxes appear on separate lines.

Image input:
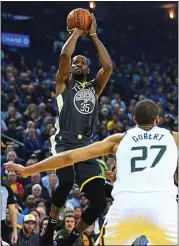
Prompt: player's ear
<box><xmin>155</xmin><ymin>115</ymin><xmax>160</xmax><ymax>125</ymax></box>
<box><xmin>88</xmin><ymin>68</ymin><xmax>90</xmax><ymax>74</ymax></box>
<box><xmin>133</xmin><ymin>116</ymin><xmax>137</xmax><ymax>125</ymax></box>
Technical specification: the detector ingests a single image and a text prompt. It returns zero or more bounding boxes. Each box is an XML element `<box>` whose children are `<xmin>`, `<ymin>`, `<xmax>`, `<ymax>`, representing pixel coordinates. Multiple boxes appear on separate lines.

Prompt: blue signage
<box><xmin>1</xmin><ymin>33</ymin><xmax>30</xmax><ymax>48</ymax></box>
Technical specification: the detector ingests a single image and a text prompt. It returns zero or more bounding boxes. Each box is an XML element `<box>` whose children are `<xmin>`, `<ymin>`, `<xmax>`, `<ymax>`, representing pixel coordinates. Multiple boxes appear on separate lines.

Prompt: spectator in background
<box><xmin>66</xmin><ymin>189</ymin><xmax>81</xmax><ymax>210</ymax></box>
<box><xmin>37</xmin><ymin>207</ymin><xmax>47</xmax><ymax>222</ymax></box>
<box><xmin>1</xmin><ymin>209</ymin><xmax>19</xmax><ymax>245</ymax></box>
<box><xmin>29</xmin><ymin>209</ymin><xmax>41</xmax><ymax>233</ymax></box>
<box><xmin>23</xmin><ymin>173</ymin><xmax>50</xmax><ymax>202</ymax></box>
<box><xmin>106</xmin><ymin>155</ymin><xmax>116</xmax><ymax>172</ymax></box>
<box><xmin>41</xmin><ymin>170</ymin><xmax>58</xmax><ymax>190</ymax></box>
<box><xmin>82</xmin><ymin>223</ymin><xmax>96</xmax><ymax>246</ymax></box>
<box><xmin>79</xmin><ymin>193</ymin><xmax>89</xmax><ymax>212</ymax></box>
<box><xmin>55</xmin><ymin>213</ymin><xmax>83</xmax><ymax>246</ymax></box>
<box><xmin>1</xmin><ymin>182</ymin><xmax>18</xmax><ymax>245</ymax></box>
<box><xmin>7</xmin><ymin>171</ymin><xmax>24</xmax><ymax>200</ymax></box>
<box><xmin>31</xmin><ymin>184</ymin><xmax>44</xmax><ymax>202</ymax></box>
<box><xmin>4</xmin><ymin>150</ymin><xmax>23</xmax><ymax>165</ymax></box>
<box><xmin>35</xmin><ymin>199</ymin><xmax>47</xmax><ymax>212</ymax></box>
<box><xmin>46</xmin><ymin>173</ymin><xmax>58</xmax><ymax>198</ymax></box>
<box><xmin>107</xmin><ymin>113</ymin><xmax>122</xmax><ymax>131</ymax></box>
<box><xmin>22</xmin><ymin>195</ymin><xmax>36</xmax><ymax>215</ymax></box>
<box><xmin>39</xmin><ymin>217</ymin><xmax>57</xmax><ymax>242</ymax></box>
<box><xmin>24</xmin><ymin>128</ymin><xmax>41</xmax><ymax>160</ymax></box>
<box><xmin>15</xmin><ymin>214</ymin><xmax>40</xmax><ymax>246</ymax></box>
<box><xmin>74</xmin><ymin>206</ymin><xmax>82</xmax><ymax>223</ymax></box>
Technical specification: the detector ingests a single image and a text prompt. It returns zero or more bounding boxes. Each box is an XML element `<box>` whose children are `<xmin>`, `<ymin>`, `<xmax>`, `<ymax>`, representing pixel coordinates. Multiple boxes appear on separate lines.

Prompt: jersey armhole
<box><xmin>170</xmin><ymin>130</ymin><xmax>173</xmax><ymax>135</ymax></box>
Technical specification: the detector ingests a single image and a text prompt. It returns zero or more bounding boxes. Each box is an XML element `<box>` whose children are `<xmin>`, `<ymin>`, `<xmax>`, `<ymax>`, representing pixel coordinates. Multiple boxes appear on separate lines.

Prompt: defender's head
<box><xmin>70</xmin><ymin>55</ymin><xmax>89</xmax><ymax>80</ymax></box>
<box><xmin>133</xmin><ymin>100</ymin><xmax>159</xmax><ymax>125</ymax></box>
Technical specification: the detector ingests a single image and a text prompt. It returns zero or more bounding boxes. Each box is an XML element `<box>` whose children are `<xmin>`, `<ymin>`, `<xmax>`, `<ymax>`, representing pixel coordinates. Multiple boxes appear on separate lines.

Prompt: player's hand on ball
<box><xmin>90</xmin><ymin>13</ymin><xmax>97</xmax><ymax>35</ymax></box>
<box><xmin>68</xmin><ymin>28</ymin><xmax>84</xmax><ymax>37</ymax></box>
<box><xmin>5</xmin><ymin>162</ymin><xmax>29</xmax><ymax>178</ymax></box>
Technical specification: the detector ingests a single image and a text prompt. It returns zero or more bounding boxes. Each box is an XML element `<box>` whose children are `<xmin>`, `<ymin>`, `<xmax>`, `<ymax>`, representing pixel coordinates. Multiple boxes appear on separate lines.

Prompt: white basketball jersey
<box><xmin>112</xmin><ymin>126</ymin><xmax>178</xmax><ymax>198</ymax></box>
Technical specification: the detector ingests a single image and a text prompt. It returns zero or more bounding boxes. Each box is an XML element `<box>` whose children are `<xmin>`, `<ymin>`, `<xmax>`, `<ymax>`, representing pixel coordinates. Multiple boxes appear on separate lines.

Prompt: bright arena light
<box><xmin>89</xmin><ymin>1</ymin><xmax>96</xmax><ymax>9</ymax></box>
<box><xmin>169</xmin><ymin>10</ymin><xmax>175</xmax><ymax>19</ymax></box>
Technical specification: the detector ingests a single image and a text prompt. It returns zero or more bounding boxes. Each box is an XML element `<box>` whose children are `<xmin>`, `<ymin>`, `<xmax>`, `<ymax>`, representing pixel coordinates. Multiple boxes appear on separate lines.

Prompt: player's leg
<box><xmin>145</xmin><ymin>192</ymin><xmax>177</xmax><ymax>245</ymax></box>
<box><xmin>97</xmin><ymin>217</ymin><xmax>141</xmax><ymax>246</ymax></box>
<box><xmin>75</xmin><ymin>160</ymin><xmax>106</xmax><ymax>232</ymax></box>
<box><xmin>79</xmin><ymin>178</ymin><xmax>107</xmax><ymax>229</ymax></box>
<box><xmin>42</xmin><ymin>166</ymin><xmax>74</xmax><ymax>245</ymax></box>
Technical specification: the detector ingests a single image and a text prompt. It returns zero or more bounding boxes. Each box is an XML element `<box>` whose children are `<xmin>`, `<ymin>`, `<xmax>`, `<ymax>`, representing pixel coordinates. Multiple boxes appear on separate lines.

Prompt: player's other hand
<box><xmin>11</xmin><ymin>231</ymin><xmax>18</xmax><ymax>244</ymax></box>
<box><xmin>105</xmin><ymin>170</ymin><xmax>116</xmax><ymax>184</ymax></box>
<box><xmin>5</xmin><ymin>162</ymin><xmax>29</xmax><ymax>178</ymax></box>
<box><xmin>90</xmin><ymin>13</ymin><xmax>97</xmax><ymax>35</ymax></box>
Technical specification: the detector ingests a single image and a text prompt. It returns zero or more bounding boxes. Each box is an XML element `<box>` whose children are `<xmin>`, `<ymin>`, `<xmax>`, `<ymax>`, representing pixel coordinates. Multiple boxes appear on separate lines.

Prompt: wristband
<box><xmin>90</xmin><ymin>33</ymin><xmax>97</xmax><ymax>37</ymax></box>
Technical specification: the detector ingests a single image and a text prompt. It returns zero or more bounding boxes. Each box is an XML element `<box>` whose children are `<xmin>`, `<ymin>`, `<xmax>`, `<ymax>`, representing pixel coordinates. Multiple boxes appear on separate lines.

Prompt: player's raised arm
<box><xmin>5</xmin><ymin>134</ymin><xmax>124</xmax><ymax>177</ymax></box>
<box><xmin>90</xmin><ymin>14</ymin><xmax>113</xmax><ymax>98</ymax></box>
<box><xmin>56</xmin><ymin>28</ymin><xmax>84</xmax><ymax>96</ymax></box>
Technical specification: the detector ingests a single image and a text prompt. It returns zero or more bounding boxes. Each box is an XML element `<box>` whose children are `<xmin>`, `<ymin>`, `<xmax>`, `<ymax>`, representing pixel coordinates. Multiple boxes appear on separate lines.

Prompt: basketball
<box><xmin>67</xmin><ymin>8</ymin><xmax>92</xmax><ymax>33</ymax></box>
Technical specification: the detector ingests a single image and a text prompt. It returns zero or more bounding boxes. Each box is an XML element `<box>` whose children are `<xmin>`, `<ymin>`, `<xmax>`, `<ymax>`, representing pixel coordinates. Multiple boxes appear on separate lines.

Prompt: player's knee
<box><xmin>52</xmin><ymin>182</ymin><xmax>73</xmax><ymax>207</ymax></box>
<box><xmin>95</xmin><ymin>196</ymin><xmax>107</xmax><ymax>213</ymax></box>
<box><xmin>89</xmin><ymin>191</ymin><xmax>107</xmax><ymax>214</ymax></box>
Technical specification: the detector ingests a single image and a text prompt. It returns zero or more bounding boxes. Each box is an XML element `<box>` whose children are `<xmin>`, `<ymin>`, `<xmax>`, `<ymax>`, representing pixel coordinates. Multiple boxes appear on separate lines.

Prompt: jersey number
<box><xmin>131</xmin><ymin>145</ymin><xmax>166</xmax><ymax>173</ymax></box>
<box><xmin>80</xmin><ymin>103</ymin><xmax>90</xmax><ymax>113</ymax></box>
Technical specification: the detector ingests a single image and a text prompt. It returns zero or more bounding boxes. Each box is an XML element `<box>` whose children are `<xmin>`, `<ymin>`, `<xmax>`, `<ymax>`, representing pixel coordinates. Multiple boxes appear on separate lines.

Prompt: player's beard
<box><xmin>73</xmin><ymin>71</ymin><xmax>87</xmax><ymax>81</ymax></box>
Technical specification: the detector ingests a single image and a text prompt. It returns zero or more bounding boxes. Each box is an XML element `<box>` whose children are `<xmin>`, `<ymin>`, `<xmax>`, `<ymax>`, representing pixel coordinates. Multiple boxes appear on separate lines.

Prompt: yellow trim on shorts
<box><xmin>80</xmin><ymin>176</ymin><xmax>105</xmax><ymax>191</ymax></box>
<box><xmin>99</xmin><ymin>223</ymin><xmax>106</xmax><ymax>246</ymax></box>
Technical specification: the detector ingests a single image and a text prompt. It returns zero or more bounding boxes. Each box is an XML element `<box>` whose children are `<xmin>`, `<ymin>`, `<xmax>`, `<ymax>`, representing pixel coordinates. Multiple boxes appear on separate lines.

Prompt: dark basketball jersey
<box><xmin>53</xmin><ymin>78</ymin><xmax>98</xmax><ymax>139</ymax></box>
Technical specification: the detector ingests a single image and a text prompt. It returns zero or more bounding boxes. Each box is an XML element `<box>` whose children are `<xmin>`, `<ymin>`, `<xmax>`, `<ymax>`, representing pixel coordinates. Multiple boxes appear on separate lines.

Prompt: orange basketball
<box><xmin>67</xmin><ymin>8</ymin><xmax>92</xmax><ymax>33</ymax></box>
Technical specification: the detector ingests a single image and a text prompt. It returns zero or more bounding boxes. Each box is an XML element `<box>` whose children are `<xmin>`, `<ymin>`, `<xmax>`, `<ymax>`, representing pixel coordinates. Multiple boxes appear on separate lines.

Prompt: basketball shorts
<box><xmin>97</xmin><ymin>191</ymin><xmax>177</xmax><ymax>246</ymax></box>
<box><xmin>49</xmin><ymin>130</ymin><xmax>105</xmax><ymax>190</ymax></box>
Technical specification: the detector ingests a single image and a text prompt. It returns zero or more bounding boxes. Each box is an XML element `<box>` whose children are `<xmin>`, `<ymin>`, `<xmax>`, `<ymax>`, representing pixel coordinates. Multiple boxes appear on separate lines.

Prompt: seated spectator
<box><xmin>47</xmin><ymin>173</ymin><xmax>58</xmax><ymax>197</ymax></box>
<box><xmin>14</xmin><ymin>214</ymin><xmax>39</xmax><ymax>246</ymax></box>
<box><xmin>31</xmin><ymin>184</ymin><xmax>44</xmax><ymax>202</ymax></box>
<box><xmin>39</xmin><ymin>217</ymin><xmax>57</xmax><ymax>242</ymax></box>
<box><xmin>56</xmin><ymin>213</ymin><xmax>83</xmax><ymax>246</ymax></box>
<box><xmin>7</xmin><ymin>171</ymin><xmax>24</xmax><ymax>200</ymax></box>
<box><xmin>6</xmin><ymin>119</ymin><xmax>20</xmax><ymax>141</ymax></box>
<box><xmin>25</xmin><ymin>121</ymin><xmax>41</xmax><ymax>137</ymax></box>
<box><xmin>2</xmin><ymin>150</ymin><xmax>23</xmax><ymax>166</ymax></box>
<box><xmin>79</xmin><ymin>193</ymin><xmax>89</xmax><ymax>211</ymax></box>
<box><xmin>23</xmin><ymin>173</ymin><xmax>50</xmax><ymax>203</ymax></box>
<box><xmin>37</xmin><ymin>207</ymin><xmax>47</xmax><ymax>222</ymax></box>
<box><xmin>35</xmin><ymin>199</ymin><xmax>47</xmax><ymax>212</ymax></box>
<box><xmin>66</xmin><ymin>189</ymin><xmax>81</xmax><ymax>210</ymax></box>
<box><xmin>1</xmin><ymin>209</ymin><xmax>19</xmax><ymax>244</ymax></box>
<box><xmin>24</xmin><ymin>128</ymin><xmax>41</xmax><ymax>160</ymax></box>
<box><xmin>22</xmin><ymin>195</ymin><xmax>36</xmax><ymax>215</ymax></box>
<box><xmin>74</xmin><ymin>206</ymin><xmax>82</xmax><ymax>223</ymax></box>
<box><xmin>29</xmin><ymin>209</ymin><xmax>41</xmax><ymax>233</ymax></box>
<box><xmin>106</xmin><ymin>155</ymin><xmax>116</xmax><ymax>172</ymax></box>
<box><xmin>107</xmin><ymin>113</ymin><xmax>123</xmax><ymax>131</ymax></box>
<box><xmin>83</xmin><ymin>223</ymin><xmax>96</xmax><ymax>246</ymax></box>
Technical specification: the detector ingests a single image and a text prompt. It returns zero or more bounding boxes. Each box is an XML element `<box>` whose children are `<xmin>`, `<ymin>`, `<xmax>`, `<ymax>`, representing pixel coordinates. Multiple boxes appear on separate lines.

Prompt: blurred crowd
<box><xmin>1</xmin><ymin>30</ymin><xmax>178</xmax><ymax>245</ymax></box>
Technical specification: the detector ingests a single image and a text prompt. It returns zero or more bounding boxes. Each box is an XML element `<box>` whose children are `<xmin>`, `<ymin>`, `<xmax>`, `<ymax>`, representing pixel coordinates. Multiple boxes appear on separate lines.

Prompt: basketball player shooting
<box><xmin>6</xmin><ymin>100</ymin><xmax>178</xmax><ymax>245</ymax></box>
<box><xmin>15</xmin><ymin>13</ymin><xmax>112</xmax><ymax>246</ymax></box>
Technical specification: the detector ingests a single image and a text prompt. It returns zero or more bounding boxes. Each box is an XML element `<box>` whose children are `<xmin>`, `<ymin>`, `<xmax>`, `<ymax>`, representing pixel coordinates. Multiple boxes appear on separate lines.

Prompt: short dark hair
<box><xmin>35</xmin><ymin>199</ymin><xmax>46</xmax><ymax>208</ymax></box>
<box><xmin>29</xmin><ymin>208</ymin><xmax>40</xmax><ymax>218</ymax></box>
<box><xmin>134</xmin><ymin>100</ymin><xmax>158</xmax><ymax>125</ymax></box>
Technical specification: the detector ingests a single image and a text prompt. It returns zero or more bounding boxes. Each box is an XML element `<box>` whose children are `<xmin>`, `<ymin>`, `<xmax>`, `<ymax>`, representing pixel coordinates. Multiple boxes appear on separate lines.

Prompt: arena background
<box><xmin>1</xmin><ymin>1</ymin><xmax>178</xmax><ymax>246</ymax></box>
